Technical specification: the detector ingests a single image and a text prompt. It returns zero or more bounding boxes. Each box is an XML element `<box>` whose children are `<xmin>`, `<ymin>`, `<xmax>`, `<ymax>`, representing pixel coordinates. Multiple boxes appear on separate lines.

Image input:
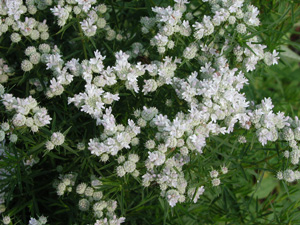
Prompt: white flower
<box><xmin>38</xmin><ymin>216</ymin><xmax>47</xmax><ymax>224</ymax></box>
<box><xmin>46</xmin><ymin>53</ymin><xmax>63</xmax><ymax>70</ymax></box>
<box><xmin>264</xmin><ymin>50</ymin><xmax>279</xmax><ymax>66</ymax></box>
<box><xmin>90</xmin><ymin>50</ymin><xmax>106</xmax><ymax>72</ymax></box>
<box><xmin>221</xmin><ymin>166</ymin><xmax>228</xmax><ymax>174</ymax></box>
<box><xmin>142</xmin><ymin>79</ymin><xmax>157</xmax><ymax>94</ymax></box>
<box><xmin>123</xmin><ymin>161</ymin><xmax>136</xmax><ymax>173</ymax></box>
<box><xmin>51</xmin><ymin>5</ymin><xmax>69</xmax><ymax>26</ymax></box>
<box><xmin>212</xmin><ymin>178</ymin><xmax>221</xmax><ymax>186</ymax></box>
<box><xmin>45</xmin><ymin>141</ymin><xmax>54</xmax><ymax>150</ymax></box>
<box><xmin>183</xmin><ymin>43</ymin><xmax>198</xmax><ymax>59</ymax></box>
<box><xmin>128</xmin><ymin>154</ymin><xmax>139</xmax><ymax>163</ymax></box>
<box><xmin>29</xmin><ymin>218</ymin><xmax>39</xmax><ymax>225</ymax></box>
<box><xmin>152</xmin><ymin>6</ymin><xmax>182</xmax><ymax>26</ymax></box>
<box><xmin>166</xmin><ymin>189</ymin><xmax>180</xmax><ymax>207</ymax></box>
<box><xmin>76</xmin><ymin>183</ymin><xmax>87</xmax><ymax>195</ymax></box>
<box><xmin>81</xmin><ymin>18</ymin><xmax>97</xmax><ymax>37</ymax></box>
<box><xmin>12</xmin><ymin>113</ymin><xmax>26</xmax><ymax>127</ymax></box>
<box><xmin>78</xmin><ymin>198</ymin><xmax>90</xmax><ymax>211</ymax></box>
<box><xmin>277</xmin><ymin>171</ymin><xmax>283</xmax><ymax>180</ymax></box>
<box><xmin>117</xmin><ymin>166</ymin><xmax>126</xmax><ymax>177</ymax></box>
<box><xmin>283</xmin><ymin>170</ymin><xmax>295</xmax><ymax>183</ymax></box>
<box><xmin>188</xmin><ymin>186</ymin><xmax>205</xmax><ymax>203</ymax></box>
<box><xmin>51</xmin><ymin>132</ymin><xmax>65</xmax><ymax>146</ymax></box>
<box><xmin>210</xmin><ymin>170</ymin><xmax>219</xmax><ymax>178</ymax></box>
<box><xmin>3</xmin><ymin>216</ymin><xmax>11</xmax><ymax>225</ymax></box>
<box><xmin>244</xmin><ymin>5</ymin><xmax>260</xmax><ymax>26</ymax></box>
<box><xmin>76</xmin><ymin>0</ymin><xmax>96</xmax><ymax>12</ymax></box>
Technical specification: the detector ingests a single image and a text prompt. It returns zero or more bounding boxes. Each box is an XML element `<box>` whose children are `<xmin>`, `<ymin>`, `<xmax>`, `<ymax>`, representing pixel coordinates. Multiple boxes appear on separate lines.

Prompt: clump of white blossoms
<box><xmin>51</xmin><ymin>1</ymin><xmax>112</xmax><ymax>38</ymax></box>
<box><xmin>28</xmin><ymin>215</ymin><xmax>48</xmax><ymax>225</ymax></box>
<box><xmin>87</xmin><ymin>108</ymin><xmax>141</xmax><ymax>160</ymax></box>
<box><xmin>23</xmin><ymin>155</ymin><xmax>39</xmax><ymax>167</ymax></box>
<box><xmin>247</xmin><ymin>98</ymin><xmax>300</xmax><ymax>168</ymax></box>
<box><xmin>2</xmin><ymin>215</ymin><xmax>11</xmax><ymax>225</ymax></box>
<box><xmin>45</xmin><ymin>132</ymin><xmax>65</xmax><ymax>150</ymax></box>
<box><xmin>277</xmin><ymin>170</ymin><xmax>300</xmax><ymax>183</ymax></box>
<box><xmin>116</xmin><ymin>154</ymin><xmax>140</xmax><ymax>177</ymax></box>
<box><xmin>1</xmin><ymin>94</ymin><xmax>52</xmax><ymax>134</ymax></box>
<box><xmin>56</xmin><ymin>174</ymin><xmax>125</xmax><ymax>224</ymax></box>
<box><xmin>188</xmin><ymin>186</ymin><xmax>205</xmax><ymax>203</ymax></box>
<box><xmin>0</xmin><ymin>0</ymin><xmax>50</xmax><ymax>42</ymax></box>
<box><xmin>0</xmin><ymin>59</ymin><xmax>14</xmax><ymax>84</ymax></box>
<box><xmin>209</xmin><ymin>167</ymin><xmax>229</xmax><ymax>187</ymax></box>
<box><xmin>142</xmin><ymin>0</ymin><xmax>279</xmax><ymax>73</ymax></box>
<box><xmin>53</xmin><ymin>172</ymin><xmax>77</xmax><ymax>196</ymax></box>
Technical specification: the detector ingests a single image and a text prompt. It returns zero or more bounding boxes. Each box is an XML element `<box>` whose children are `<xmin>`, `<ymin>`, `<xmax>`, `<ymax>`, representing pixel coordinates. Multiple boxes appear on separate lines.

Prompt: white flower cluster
<box><xmin>56</xmin><ymin>174</ymin><xmax>125</xmax><ymax>224</ymax></box>
<box><xmin>66</xmin><ymin>50</ymin><xmax>181</xmax><ymax>120</ymax></box>
<box><xmin>233</xmin><ymin>38</ymin><xmax>279</xmax><ymax>72</ymax></box>
<box><xmin>277</xmin><ymin>170</ymin><xmax>300</xmax><ymax>183</ymax></box>
<box><xmin>113</xmin><ymin>51</ymin><xmax>146</xmax><ymax>93</ymax></box>
<box><xmin>142</xmin><ymin>1</ymin><xmax>190</xmax><ymax>54</ymax></box>
<box><xmin>194</xmin><ymin>0</ymin><xmax>260</xmax><ymax>40</ymax></box>
<box><xmin>88</xmin><ymin>108</ymin><xmax>140</xmax><ymax>160</ymax></box>
<box><xmin>23</xmin><ymin>155</ymin><xmax>39</xmax><ymax>167</ymax></box>
<box><xmin>1</xmin><ymin>0</ymin><xmax>297</xmax><ymax>220</ymax></box>
<box><xmin>142</xmin><ymin>56</ymin><xmax>181</xmax><ymax>94</ymax></box>
<box><xmin>0</xmin><ymin>122</ymin><xmax>10</xmax><ymax>142</ymax></box>
<box><xmin>2</xmin><ymin>216</ymin><xmax>11</xmax><ymax>225</ymax></box>
<box><xmin>21</xmin><ymin>44</ymin><xmax>52</xmax><ymax>72</ymax></box>
<box><xmin>53</xmin><ymin>172</ymin><xmax>78</xmax><ymax>196</ymax></box>
<box><xmin>0</xmin><ymin>0</ymin><xmax>50</xmax><ymax>42</ymax></box>
<box><xmin>45</xmin><ymin>132</ymin><xmax>65</xmax><ymax>150</ymax></box>
<box><xmin>209</xmin><ymin>167</ymin><xmax>228</xmax><ymax>186</ymax></box>
<box><xmin>133</xmin><ymin>44</ymin><xmax>254</xmax><ymax>207</ymax></box>
<box><xmin>94</xmin><ymin>216</ymin><xmax>125</xmax><ymax>225</ymax></box>
<box><xmin>187</xmin><ymin>186</ymin><xmax>205</xmax><ymax>203</ymax></box>
<box><xmin>51</xmin><ymin>1</ymin><xmax>110</xmax><ymax>37</ymax></box>
<box><xmin>67</xmin><ymin>52</ymin><xmax>118</xmax><ymax>119</ymax></box>
<box><xmin>28</xmin><ymin>215</ymin><xmax>48</xmax><ymax>225</ymax></box>
<box><xmin>248</xmin><ymin>97</ymin><xmax>300</xmax><ymax>171</ymax></box>
<box><xmin>130</xmin><ymin>93</ymin><xmax>238</xmax><ymax>207</ymax></box>
<box><xmin>68</xmin><ymin>50</ymin><xmax>179</xmax><ymax>121</ymax></box>
<box><xmin>134</xmin><ymin>107</ymin><xmax>158</xmax><ymax>128</ymax></box>
<box><xmin>143</xmin><ymin>0</ymin><xmax>279</xmax><ymax>72</ymax></box>
<box><xmin>151</xmin><ymin>155</ymin><xmax>190</xmax><ymax>207</ymax></box>
<box><xmin>0</xmin><ymin>59</ymin><xmax>14</xmax><ymax>84</ymax></box>
<box><xmin>173</xmin><ymin>59</ymin><xmax>250</xmax><ymax>133</ymax></box>
<box><xmin>28</xmin><ymin>44</ymin><xmax>104</xmax><ymax>98</ymax></box>
<box><xmin>1</xmin><ymin>94</ymin><xmax>52</xmax><ymax>134</ymax></box>
<box><xmin>38</xmin><ymin>0</ymin><xmax>293</xmax><ymax>209</ymax></box>
<box><xmin>138</xmin><ymin>107</ymin><xmax>222</xmax><ymax>207</ymax></box>
<box><xmin>116</xmin><ymin>154</ymin><xmax>140</xmax><ymax>177</ymax></box>
<box><xmin>249</xmin><ymin>97</ymin><xmax>289</xmax><ymax>146</ymax></box>
<box><xmin>207</xmin><ymin>0</ymin><xmax>279</xmax><ymax>71</ymax></box>
<box><xmin>44</xmin><ymin>47</ymin><xmax>75</xmax><ymax>97</ymax></box>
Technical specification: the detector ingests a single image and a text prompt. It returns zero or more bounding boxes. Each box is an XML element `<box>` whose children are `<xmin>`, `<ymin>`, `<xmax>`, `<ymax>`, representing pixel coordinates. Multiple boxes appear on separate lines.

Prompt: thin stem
<box><xmin>77</xmin><ymin>17</ymin><xmax>87</xmax><ymax>59</ymax></box>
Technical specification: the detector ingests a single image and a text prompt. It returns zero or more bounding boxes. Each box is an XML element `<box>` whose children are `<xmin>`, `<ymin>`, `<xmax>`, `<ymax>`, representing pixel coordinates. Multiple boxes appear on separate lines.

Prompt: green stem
<box><xmin>242</xmin><ymin>153</ymin><xmax>277</xmax><ymax>168</ymax></box>
<box><xmin>77</xmin><ymin>17</ymin><xmax>87</xmax><ymax>59</ymax></box>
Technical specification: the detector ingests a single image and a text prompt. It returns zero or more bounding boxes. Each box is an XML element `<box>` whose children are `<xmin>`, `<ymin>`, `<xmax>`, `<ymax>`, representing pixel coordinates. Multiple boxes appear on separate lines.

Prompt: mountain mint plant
<box><xmin>0</xmin><ymin>0</ymin><xmax>300</xmax><ymax>224</ymax></box>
